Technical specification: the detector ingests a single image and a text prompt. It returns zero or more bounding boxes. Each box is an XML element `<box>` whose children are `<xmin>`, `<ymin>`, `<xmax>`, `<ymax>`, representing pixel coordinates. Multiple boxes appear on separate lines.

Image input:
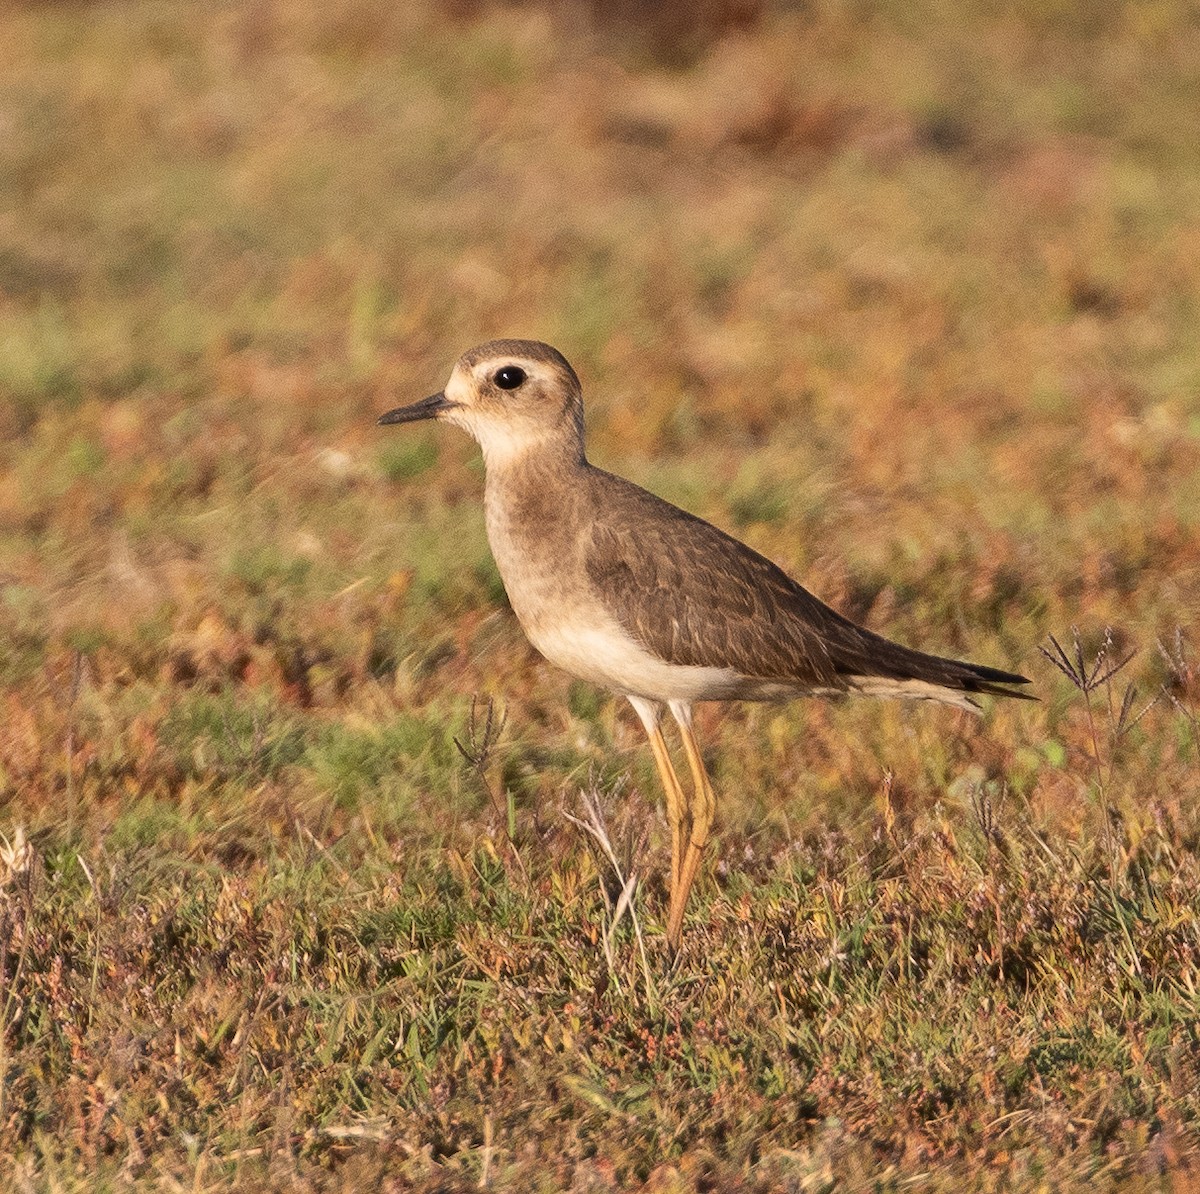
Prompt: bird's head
<box><xmin>379</xmin><ymin>339</ymin><xmax>585</xmax><ymax>467</ymax></box>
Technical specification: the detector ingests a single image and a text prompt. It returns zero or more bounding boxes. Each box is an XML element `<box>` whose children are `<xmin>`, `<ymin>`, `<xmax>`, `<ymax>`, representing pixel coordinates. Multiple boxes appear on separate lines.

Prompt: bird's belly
<box><xmin>519</xmin><ymin>609</ymin><xmax>742</xmax><ymax>702</ymax></box>
<box><xmin>487</xmin><ymin>490</ymin><xmax>742</xmax><ymax>701</ymax></box>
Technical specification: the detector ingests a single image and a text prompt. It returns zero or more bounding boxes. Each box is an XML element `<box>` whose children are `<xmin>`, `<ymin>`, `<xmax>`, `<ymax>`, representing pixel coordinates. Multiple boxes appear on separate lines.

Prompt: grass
<box><xmin>2</xmin><ymin>0</ymin><xmax>1200</xmax><ymax>1188</ymax></box>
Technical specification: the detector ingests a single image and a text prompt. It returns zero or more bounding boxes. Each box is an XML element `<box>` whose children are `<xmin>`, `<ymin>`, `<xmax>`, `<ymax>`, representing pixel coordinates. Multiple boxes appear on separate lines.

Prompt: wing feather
<box><xmin>582</xmin><ymin>469</ymin><xmax>1032</xmax><ymax>700</ymax></box>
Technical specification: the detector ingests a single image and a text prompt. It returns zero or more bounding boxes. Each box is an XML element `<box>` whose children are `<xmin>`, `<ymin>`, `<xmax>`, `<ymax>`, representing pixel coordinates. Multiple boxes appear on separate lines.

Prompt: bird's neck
<box><xmin>482</xmin><ymin>432</ymin><xmax>589</xmax><ymax>560</ymax></box>
<box><xmin>479</xmin><ymin>423</ymin><xmax>587</xmax><ymax>479</ymax></box>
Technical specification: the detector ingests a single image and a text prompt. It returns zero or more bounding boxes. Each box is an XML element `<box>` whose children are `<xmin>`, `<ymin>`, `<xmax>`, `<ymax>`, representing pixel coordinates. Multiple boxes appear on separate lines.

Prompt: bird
<box><xmin>378</xmin><ymin>339</ymin><xmax>1032</xmax><ymax>948</ymax></box>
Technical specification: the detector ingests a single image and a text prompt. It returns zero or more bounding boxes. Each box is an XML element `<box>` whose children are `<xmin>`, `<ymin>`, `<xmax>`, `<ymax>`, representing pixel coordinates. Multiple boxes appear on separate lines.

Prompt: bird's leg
<box><xmin>626</xmin><ymin>696</ymin><xmax>690</xmax><ymax>905</ymax></box>
<box><xmin>666</xmin><ymin>700</ymin><xmax>716</xmax><ymax>948</ymax></box>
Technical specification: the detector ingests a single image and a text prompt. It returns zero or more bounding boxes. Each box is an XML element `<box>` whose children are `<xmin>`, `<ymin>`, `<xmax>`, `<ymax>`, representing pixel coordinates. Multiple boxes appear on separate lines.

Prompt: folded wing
<box><xmin>583</xmin><ymin>470</ymin><xmax>1032</xmax><ymax>704</ymax></box>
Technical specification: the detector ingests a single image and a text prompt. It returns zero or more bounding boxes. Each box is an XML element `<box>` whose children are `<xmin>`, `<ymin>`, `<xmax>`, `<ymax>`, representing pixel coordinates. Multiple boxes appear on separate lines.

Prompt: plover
<box><xmin>379</xmin><ymin>340</ymin><xmax>1032</xmax><ymax>948</ymax></box>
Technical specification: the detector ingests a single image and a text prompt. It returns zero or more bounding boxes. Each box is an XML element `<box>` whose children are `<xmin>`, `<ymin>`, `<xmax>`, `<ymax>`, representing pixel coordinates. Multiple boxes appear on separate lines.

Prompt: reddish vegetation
<box><xmin>1</xmin><ymin>0</ymin><xmax>1199</xmax><ymax>1188</ymax></box>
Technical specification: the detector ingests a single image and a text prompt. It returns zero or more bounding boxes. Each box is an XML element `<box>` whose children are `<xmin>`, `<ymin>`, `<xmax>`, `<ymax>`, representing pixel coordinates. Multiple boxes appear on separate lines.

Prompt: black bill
<box><xmin>377</xmin><ymin>392</ymin><xmax>453</xmax><ymax>425</ymax></box>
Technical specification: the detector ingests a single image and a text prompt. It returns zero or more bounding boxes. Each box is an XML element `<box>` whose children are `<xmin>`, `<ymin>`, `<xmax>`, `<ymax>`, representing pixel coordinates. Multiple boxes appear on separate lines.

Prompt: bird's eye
<box><xmin>494</xmin><ymin>366</ymin><xmax>526</xmax><ymax>390</ymax></box>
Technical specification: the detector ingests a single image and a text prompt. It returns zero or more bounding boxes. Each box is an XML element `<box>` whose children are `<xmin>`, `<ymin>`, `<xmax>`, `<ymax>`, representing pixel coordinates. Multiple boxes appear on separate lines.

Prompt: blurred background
<box><xmin>2</xmin><ymin>2</ymin><xmax>1200</xmax><ymax>1185</ymax></box>
<box><xmin>2</xmin><ymin>0</ymin><xmax>1199</xmax><ymax>843</ymax></box>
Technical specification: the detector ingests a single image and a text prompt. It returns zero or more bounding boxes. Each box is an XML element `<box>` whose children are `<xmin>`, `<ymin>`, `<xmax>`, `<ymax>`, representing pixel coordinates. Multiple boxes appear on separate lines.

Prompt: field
<box><xmin>2</xmin><ymin>0</ymin><xmax>1200</xmax><ymax>1188</ymax></box>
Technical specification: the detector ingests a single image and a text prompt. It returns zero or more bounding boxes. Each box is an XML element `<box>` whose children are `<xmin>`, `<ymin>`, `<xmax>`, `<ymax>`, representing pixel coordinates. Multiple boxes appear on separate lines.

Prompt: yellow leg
<box><xmin>626</xmin><ymin>697</ymin><xmax>690</xmax><ymax>919</ymax></box>
<box><xmin>666</xmin><ymin>701</ymin><xmax>716</xmax><ymax>949</ymax></box>
<box><xmin>647</xmin><ymin>722</ymin><xmax>690</xmax><ymax>895</ymax></box>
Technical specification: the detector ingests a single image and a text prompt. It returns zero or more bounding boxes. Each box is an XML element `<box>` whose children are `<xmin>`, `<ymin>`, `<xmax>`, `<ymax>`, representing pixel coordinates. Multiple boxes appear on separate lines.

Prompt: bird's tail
<box><xmin>833</xmin><ymin>624</ymin><xmax>1035</xmax><ymax>713</ymax></box>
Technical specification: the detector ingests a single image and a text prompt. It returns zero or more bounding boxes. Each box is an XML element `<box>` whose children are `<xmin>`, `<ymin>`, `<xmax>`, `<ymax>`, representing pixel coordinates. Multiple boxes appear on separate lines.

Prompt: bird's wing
<box><xmin>583</xmin><ymin>469</ymin><xmax>1032</xmax><ymax>698</ymax></box>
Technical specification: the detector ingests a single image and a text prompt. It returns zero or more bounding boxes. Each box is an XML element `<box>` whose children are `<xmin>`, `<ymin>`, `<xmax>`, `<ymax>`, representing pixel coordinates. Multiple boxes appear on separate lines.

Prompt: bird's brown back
<box><xmin>582</xmin><ymin>466</ymin><xmax>1031</xmax><ymax>699</ymax></box>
